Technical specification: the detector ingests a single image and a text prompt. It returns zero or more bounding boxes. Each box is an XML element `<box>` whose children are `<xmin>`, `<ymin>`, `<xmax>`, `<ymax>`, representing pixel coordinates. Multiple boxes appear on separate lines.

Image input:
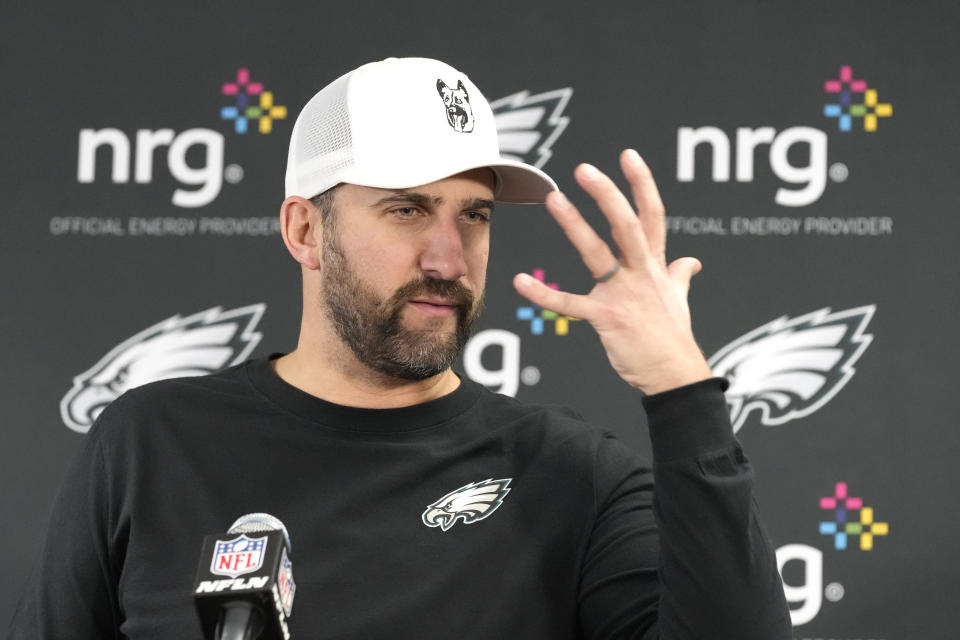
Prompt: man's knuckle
<box><xmin>607</xmin><ymin>305</ymin><xmax>630</xmax><ymax>328</ymax></box>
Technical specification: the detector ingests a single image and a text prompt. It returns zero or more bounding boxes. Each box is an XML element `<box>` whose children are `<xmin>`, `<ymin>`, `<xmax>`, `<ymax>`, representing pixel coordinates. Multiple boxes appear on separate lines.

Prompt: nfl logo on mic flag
<box><xmin>277</xmin><ymin>547</ymin><xmax>295</xmax><ymax>618</ymax></box>
<box><xmin>211</xmin><ymin>534</ymin><xmax>267</xmax><ymax>578</ymax></box>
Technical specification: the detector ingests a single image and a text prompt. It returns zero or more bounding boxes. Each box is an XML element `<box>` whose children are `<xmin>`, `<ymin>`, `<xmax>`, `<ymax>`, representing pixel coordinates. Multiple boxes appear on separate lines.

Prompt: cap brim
<box><xmin>483</xmin><ymin>159</ymin><xmax>558</xmax><ymax>204</ymax></box>
<box><xmin>325</xmin><ymin>157</ymin><xmax>557</xmax><ymax>205</ymax></box>
<box><xmin>375</xmin><ymin>156</ymin><xmax>557</xmax><ymax>204</ymax></box>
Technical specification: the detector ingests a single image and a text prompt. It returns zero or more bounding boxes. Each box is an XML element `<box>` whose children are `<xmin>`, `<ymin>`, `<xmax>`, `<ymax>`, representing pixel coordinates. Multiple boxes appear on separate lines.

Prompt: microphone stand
<box><xmin>215</xmin><ymin>601</ymin><xmax>264</xmax><ymax>640</ymax></box>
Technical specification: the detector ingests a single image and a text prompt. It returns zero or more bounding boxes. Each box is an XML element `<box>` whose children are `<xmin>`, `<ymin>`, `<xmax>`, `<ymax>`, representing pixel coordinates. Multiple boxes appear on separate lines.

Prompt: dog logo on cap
<box><xmin>436</xmin><ymin>78</ymin><xmax>474</xmax><ymax>133</ymax></box>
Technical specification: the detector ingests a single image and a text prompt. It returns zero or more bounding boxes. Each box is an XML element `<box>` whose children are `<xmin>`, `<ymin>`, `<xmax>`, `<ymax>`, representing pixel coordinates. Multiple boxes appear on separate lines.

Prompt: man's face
<box><xmin>319</xmin><ymin>169</ymin><xmax>495</xmax><ymax>380</ymax></box>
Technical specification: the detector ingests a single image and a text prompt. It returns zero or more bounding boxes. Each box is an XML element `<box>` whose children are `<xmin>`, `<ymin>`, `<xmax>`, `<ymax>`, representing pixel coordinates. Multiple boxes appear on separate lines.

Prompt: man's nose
<box><xmin>420</xmin><ymin>218</ymin><xmax>468</xmax><ymax>281</ymax></box>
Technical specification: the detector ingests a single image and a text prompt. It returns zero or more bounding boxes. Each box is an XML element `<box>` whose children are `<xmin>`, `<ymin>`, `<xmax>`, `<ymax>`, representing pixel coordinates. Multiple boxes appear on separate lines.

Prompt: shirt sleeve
<box><xmin>577</xmin><ymin>378</ymin><xmax>792</xmax><ymax>639</ymax></box>
<box><xmin>5</xmin><ymin>410</ymin><xmax>124</xmax><ymax>639</ymax></box>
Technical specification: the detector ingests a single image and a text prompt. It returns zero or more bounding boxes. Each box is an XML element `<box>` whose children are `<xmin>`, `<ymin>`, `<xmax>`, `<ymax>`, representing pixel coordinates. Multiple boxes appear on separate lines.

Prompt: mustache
<box><xmin>390</xmin><ymin>277</ymin><xmax>475</xmax><ymax>309</ymax></box>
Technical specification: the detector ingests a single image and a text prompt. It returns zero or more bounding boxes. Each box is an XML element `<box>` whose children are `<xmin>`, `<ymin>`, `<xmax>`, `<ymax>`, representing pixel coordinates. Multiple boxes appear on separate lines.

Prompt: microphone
<box><xmin>193</xmin><ymin>513</ymin><xmax>296</xmax><ymax>640</ymax></box>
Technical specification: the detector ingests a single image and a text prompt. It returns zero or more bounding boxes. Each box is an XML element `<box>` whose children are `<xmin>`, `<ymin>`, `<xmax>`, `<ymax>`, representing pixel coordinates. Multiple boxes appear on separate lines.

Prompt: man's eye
<box><xmin>393</xmin><ymin>206</ymin><xmax>419</xmax><ymax>217</ymax></box>
<box><xmin>463</xmin><ymin>210</ymin><xmax>490</xmax><ymax>223</ymax></box>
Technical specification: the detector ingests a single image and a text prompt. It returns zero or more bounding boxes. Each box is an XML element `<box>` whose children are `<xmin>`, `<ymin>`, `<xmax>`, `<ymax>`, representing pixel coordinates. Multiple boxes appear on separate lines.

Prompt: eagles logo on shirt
<box><xmin>422</xmin><ymin>478</ymin><xmax>512</xmax><ymax>532</ymax></box>
<box><xmin>708</xmin><ymin>305</ymin><xmax>875</xmax><ymax>433</ymax></box>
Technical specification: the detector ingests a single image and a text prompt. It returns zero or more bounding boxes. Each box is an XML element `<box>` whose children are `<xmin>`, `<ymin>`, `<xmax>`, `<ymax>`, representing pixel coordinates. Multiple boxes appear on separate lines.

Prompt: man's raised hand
<box><xmin>513</xmin><ymin>149</ymin><xmax>713</xmax><ymax>395</ymax></box>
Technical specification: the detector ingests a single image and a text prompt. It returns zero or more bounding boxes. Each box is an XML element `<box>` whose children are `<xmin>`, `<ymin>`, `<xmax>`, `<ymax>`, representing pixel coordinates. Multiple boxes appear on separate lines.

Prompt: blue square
<box><xmin>834</xmin><ymin>533</ymin><xmax>847</xmax><ymax>550</ymax></box>
<box><xmin>531</xmin><ymin>317</ymin><xmax>544</xmax><ymax>335</ymax></box>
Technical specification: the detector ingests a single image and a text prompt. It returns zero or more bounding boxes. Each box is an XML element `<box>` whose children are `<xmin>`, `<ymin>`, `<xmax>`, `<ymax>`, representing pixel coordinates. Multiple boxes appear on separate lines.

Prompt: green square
<box><xmin>845</xmin><ymin>523</ymin><xmax>863</xmax><ymax>534</ymax></box>
<box><xmin>849</xmin><ymin>104</ymin><xmax>867</xmax><ymax>117</ymax></box>
<box><xmin>542</xmin><ymin>310</ymin><xmax>558</xmax><ymax>320</ymax></box>
<box><xmin>245</xmin><ymin>107</ymin><xmax>263</xmax><ymax>118</ymax></box>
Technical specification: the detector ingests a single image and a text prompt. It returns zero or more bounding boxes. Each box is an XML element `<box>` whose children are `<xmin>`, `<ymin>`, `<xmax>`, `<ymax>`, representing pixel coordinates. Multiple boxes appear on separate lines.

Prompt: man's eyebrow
<box><xmin>465</xmin><ymin>198</ymin><xmax>495</xmax><ymax>212</ymax></box>
<box><xmin>371</xmin><ymin>192</ymin><xmax>437</xmax><ymax>208</ymax></box>
<box><xmin>371</xmin><ymin>193</ymin><xmax>495</xmax><ymax>211</ymax></box>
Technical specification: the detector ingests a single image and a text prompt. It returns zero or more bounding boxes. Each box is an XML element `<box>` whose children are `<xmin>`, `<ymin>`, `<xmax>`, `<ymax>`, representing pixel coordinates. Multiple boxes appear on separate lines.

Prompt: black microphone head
<box><xmin>228</xmin><ymin>513</ymin><xmax>292</xmax><ymax>552</ymax></box>
<box><xmin>194</xmin><ymin>513</ymin><xmax>296</xmax><ymax>640</ymax></box>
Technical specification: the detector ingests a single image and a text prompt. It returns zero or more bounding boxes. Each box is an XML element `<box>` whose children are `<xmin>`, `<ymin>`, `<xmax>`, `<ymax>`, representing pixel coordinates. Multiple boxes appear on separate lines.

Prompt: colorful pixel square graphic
<box><xmin>818</xmin><ymin>481</ymin><xmax>889</xmax><ymax>550</ymax></box>
<box><xmin>516</xmin><ymin>268</ymin><xmax>579</xmax><ymax>336</ymax></box>
<box><xmin>221</xmin><ymin>68</ymin><xmax>287</xmax><ymax>134</ymax></box>
<box><xmin>823</xmin><ymin>65</ymin><xmax>892</xmax><ymax>132</ymax></box>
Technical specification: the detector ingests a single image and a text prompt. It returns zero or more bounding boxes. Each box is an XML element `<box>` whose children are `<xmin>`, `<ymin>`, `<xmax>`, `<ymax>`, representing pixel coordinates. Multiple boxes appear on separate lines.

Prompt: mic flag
<box><xmin>193</xmin><ymin>515</ymin><xmax>296</xmax><ymax>640</ymax></box>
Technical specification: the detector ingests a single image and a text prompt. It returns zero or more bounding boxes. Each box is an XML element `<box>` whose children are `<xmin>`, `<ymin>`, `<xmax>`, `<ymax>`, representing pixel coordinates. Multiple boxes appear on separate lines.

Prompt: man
<box><xmin>8</xmin><ymin>57</ymin><xmax>791</xmax><ymax>638</ymax></box>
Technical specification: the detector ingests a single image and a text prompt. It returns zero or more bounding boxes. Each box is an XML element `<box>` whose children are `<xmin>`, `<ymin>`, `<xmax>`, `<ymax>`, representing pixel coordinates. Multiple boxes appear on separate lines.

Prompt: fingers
<box><xmin>573</xmin><ymin>164</ymin><xmax>649</xmax><ymax>266</ymax></box>
<box><xmin>544</xmin><ymin>191</ymin><xmax>620</xmax><ymax>279</ymax></box>
<box><xmin>513</xmin><ymin>273</ymin><xmax>594</xmax><ymax>321</ymax></box>
<box><xmin>667</xmin><ymin>257</ymin><xmax>702</xmax><ymax>297</ymax></box>
<box><xmin>620</xmin><ymin>149</ymin><xmax>667</xmax><ymax>264</ymax></box>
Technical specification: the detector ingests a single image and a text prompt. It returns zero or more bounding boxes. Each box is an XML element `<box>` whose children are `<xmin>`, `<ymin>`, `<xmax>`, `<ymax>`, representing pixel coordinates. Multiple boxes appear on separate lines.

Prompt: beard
<box><xmin>320</xmin><ymin>225</ymin><xmax>485</xmax><ymax>381</ymax></box>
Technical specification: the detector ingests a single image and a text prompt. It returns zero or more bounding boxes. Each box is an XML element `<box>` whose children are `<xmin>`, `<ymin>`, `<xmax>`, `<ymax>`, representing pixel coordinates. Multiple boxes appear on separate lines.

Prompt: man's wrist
<box><xmin>639</xmin><ymin>361</ymin><xmax>714</xmax><ymax>395</ymax></box>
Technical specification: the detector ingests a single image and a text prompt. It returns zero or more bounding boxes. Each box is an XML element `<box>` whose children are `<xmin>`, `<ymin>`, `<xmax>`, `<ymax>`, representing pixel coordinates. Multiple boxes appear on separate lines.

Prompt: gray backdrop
<box><xmin>3</xmin><ymin>2</ymin><xmax>958</xmax><ymax>638</ymax></box>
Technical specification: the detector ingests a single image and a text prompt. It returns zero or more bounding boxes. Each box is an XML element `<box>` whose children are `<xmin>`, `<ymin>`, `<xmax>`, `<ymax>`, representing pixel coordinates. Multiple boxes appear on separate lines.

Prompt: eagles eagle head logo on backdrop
<box><xmin>60</xmin><ymin>304</ymin><xmax>265</xmax><ymax>433</ymax></box>
<box><xmin>491</xmin><ymin>88</ymin><xmax>572</xmax><ymax>169</ymax></box>
<box><xmin>708</xmin><ymin>305</ymin><xmax>875</xmax><ymax>433</ymax></box>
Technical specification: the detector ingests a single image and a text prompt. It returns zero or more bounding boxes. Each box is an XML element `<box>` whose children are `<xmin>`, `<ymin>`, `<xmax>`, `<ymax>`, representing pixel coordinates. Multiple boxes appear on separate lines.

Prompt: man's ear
<box><xmin>280</xmin><ymin>196</ymin><xmax>323</xmax><ymax>270</ymax></box>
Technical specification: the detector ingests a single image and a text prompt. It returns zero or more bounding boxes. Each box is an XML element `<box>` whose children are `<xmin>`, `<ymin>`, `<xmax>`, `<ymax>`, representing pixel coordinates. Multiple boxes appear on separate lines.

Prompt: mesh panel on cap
<box><xmin>295</xmin><ymin>72</ymin><xmax>354</xmax><ymax>194</ymax></box>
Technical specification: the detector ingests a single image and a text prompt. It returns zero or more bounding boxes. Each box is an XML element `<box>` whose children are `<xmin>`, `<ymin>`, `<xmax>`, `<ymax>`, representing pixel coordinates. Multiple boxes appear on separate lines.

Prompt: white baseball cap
<box><xmin>284</xmin><ymin>57</ymin><xmax>558</xmax><ymax>204</ymax></box>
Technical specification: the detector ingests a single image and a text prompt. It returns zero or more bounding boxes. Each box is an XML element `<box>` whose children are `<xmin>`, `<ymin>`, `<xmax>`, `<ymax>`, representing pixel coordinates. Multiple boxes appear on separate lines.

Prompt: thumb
<box><xmin>667</xmin><ymin>257</ymin><xmax>702</xmax><ymax>297</ymax></box>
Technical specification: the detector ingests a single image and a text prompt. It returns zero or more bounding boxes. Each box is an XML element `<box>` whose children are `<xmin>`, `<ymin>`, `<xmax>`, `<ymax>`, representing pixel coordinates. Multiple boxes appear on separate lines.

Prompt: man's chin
<box><xmin>377</xmin><ymin>331</ymin><xmax>462</xmax><ymax>381</ymax></box>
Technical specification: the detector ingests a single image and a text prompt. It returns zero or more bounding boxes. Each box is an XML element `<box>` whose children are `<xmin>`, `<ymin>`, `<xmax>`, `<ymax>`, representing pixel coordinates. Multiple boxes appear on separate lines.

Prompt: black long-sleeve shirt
<box><xmin>7</xmin><ymin>357</ymin><xmax>791</xmax><ymax>638</ymax></box>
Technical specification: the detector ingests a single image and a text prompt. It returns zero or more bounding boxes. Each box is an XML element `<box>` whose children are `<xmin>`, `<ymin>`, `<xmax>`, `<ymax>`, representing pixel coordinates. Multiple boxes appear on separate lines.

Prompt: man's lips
<box><xmin>407</xmin><ymin>298</ymin><xmax>459</xmax><ymax>317</ymax></box>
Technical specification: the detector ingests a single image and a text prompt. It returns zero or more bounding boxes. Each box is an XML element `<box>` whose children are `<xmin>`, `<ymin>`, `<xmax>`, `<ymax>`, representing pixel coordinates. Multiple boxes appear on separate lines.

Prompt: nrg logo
<box><xmin>461</xmin><ymin>329</ymin><xmax>541</xmax><ymax>397</ymax></box>
<box><xmin>676</xmin><ymin>65</ymin><xmax>893</xmax><ymax>207</ymax></box>
<box><xmin>776</xmin><ymin>481</ymin><xmax>890</xmax><ymax>628</ymax></box>
<box><xmin>76</xmin><ymin>68</ymin><xmax>286</xmax><ymax>208</ymax></box>
<box><xmin>515</xmin><ymin>268</ymin><xmax>579</xmax><ymax>336</ymax></box>
<box><xmin>462</xmin><ymin>267</ymin><xmax>583</xmax><ymax>396</ymax></box>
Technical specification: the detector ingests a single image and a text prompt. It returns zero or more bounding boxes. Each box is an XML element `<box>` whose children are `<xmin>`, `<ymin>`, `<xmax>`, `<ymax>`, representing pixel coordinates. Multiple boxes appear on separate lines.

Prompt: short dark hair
<box><xmin>309</xmin><ymin>185</ymin><xmax>340</xmax><ymax>223</ymax></box>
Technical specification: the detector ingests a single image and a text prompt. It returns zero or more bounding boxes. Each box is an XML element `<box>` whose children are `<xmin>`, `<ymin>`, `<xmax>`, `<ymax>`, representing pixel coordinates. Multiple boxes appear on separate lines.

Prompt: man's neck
<box><xmin>271</xmin><ymin>347</ymin><xmax>461</xmax><ymax>409</ymax></box>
